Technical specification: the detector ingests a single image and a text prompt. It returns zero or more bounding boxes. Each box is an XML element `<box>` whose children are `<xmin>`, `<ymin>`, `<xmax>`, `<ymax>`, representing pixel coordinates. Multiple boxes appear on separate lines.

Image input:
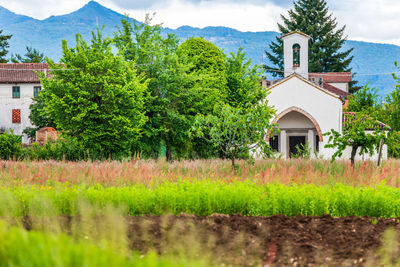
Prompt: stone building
<box><xmin>0</xmin><ymin>63</ymin><xmax>49</xmax><ymax>143</ymax></box>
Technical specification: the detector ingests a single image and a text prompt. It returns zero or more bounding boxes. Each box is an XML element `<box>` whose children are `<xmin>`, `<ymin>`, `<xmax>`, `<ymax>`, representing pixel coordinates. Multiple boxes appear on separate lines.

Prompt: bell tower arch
<box><xmin>281</xmin><ymin>31</ymin><xmax>311</xmax><ymax>79</ymax></box>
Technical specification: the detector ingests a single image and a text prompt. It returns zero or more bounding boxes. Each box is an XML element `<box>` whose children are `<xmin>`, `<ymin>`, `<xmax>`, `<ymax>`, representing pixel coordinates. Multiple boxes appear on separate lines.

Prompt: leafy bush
<box><xmin>22</xmin><ymin>137</ymin><xmax>88</xmax><ymax>161</ymax></box>
<box><xmin>0</xmin><ymin>130</ymin><xmax>22</xmax><ymax>160</ymax></box>
<box><xmin>0</xmin><ymin>130</ymin><xmax>132</xmax><ymax>161</ymax></box>
<box><xmin>291</xmin><ymin>142</ymin><xmax>311</xmax><ymax>159</ymax></box>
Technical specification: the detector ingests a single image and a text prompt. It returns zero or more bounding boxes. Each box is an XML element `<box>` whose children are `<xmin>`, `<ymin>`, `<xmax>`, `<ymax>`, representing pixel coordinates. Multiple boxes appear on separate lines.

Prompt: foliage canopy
<box><xmin>38</xmin><ymin>29</ymin><xmax>148</xmax><ymax>158</ymax></box>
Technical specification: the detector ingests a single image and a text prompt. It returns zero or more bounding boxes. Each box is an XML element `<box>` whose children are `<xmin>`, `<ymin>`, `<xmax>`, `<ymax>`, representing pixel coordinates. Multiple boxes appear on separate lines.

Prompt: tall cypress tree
<box><xmin>0</xmin><ymin>29</ymin><xmax>12</xmax><ymax>63</ymax></box>
<box><xmin>265</xmin><ymin>0</ymin><xmax>358</xmax><ymax>92</ymax></box>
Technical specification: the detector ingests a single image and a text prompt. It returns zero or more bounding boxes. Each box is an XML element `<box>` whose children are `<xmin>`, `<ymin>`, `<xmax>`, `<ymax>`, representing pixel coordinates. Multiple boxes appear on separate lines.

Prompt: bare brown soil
<box><xmin>126</xmin><ymin>215</ymin><xmax>400</xmax><ymax>266</ymax></box>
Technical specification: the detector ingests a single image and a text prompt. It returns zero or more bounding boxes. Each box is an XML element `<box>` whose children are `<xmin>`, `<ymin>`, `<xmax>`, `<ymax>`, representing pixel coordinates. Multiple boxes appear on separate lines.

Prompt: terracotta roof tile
<box><xmin>309</xmin><ymin>72</ymin><xmax>352</xmax><ymax>83</ymax></box>
<box><xmin>281</xmin><ymin>31</ymin><xmax>312</xmax><ymax>40</ymax></box>
<box><xmin>0</xmin><ymin>63</ymin><xmax>50</xmax><ymax>83</ymax></box>
<box><xmin>322</xmin><ymin>82</ymin><xmax>350</xmax><ymax>99</ymax></box>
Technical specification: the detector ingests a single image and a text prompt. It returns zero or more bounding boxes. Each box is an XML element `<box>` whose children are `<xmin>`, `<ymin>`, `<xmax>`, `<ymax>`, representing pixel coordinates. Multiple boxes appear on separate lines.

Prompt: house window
<box><xmin>34</xmin><ymin>86</ymin><xmax>41</xmax><ymax>97</ymax></box>
<box><xmin>269</xmin><ymin>135</ymin><xmax>279</xmax><ymax>152</ymax></box>
<box><xmin>293</xmin><ymin>44</ymin><xmax>301</xmax><ymax>68</ymax></box>
<box><xmin>12</xmin><ymin>109</ymin><xmax>21</xmax><ymax>124</ymax></box>
<box><xmin>318</xmin><ymin>77</ymin><xmax>323</xmax><ymax>87</ymax></box>
<box><xmin>12</xmin><ymin>86</ymin><xmax>20</xmax><ymax>99</ymax></box>
<box><xmin>316</xmin><ymin>135</ymin><xmax>320</xmax><ymax>152</ymax></box>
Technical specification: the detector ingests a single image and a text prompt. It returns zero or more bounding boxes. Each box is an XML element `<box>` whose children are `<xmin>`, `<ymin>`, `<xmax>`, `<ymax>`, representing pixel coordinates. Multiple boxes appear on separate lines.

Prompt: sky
<box><xmin>1</xmin><ymin>0</ymin><xmax>400</xmax><ymax>46</ymax></box>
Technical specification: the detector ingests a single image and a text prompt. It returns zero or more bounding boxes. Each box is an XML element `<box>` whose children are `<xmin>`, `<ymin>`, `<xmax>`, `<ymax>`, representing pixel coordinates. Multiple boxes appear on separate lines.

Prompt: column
<box><xmin>308</xmin><ymin>129</ymin><xmax>315</xmax><ymax>157</ymax></box>
<box><xmin>280</xmin><ymin>130</ymin><xmax>287</xmax><ymax>158</ymax></box>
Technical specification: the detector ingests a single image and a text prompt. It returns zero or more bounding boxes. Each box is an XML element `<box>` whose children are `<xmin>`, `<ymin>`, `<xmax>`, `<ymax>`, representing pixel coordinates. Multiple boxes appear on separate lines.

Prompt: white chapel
<box><xmin>265</xmin><ymin>31</ymin><xmax>388</xmax><ymax>160</ymax></box>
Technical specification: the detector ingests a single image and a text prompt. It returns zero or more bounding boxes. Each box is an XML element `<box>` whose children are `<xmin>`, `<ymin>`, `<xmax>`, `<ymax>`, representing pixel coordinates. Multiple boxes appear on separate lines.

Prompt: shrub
<box><xmin>0</xmin><ymin>130</ymin><xmax>22</xmax><ymax>160</ymax></box>
<box><xmin>22</xmin><ymin>137</ymin><xmax>87</xmax><ymax>161</ymax></box>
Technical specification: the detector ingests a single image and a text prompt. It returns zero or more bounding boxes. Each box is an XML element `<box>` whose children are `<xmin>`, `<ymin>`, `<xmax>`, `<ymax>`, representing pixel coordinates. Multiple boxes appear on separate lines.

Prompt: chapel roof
<box><xmin>265</xmin><ymin>73</ymin><xmax>349</xmax><ymax>101</ymax></box>
<box><xmin>281</xmin><ymin>30</ymin><xmax>312</xmax><ymax>39</ymax></box>
<box><xmin>0</xmin><ymin>63</ymin><xmax>49</xmax><ymax>83</ymax></box>
<box><xmin>321</xmin><ymin>82</ymin><xmax>350</xmax><ymax>99</ymax></box>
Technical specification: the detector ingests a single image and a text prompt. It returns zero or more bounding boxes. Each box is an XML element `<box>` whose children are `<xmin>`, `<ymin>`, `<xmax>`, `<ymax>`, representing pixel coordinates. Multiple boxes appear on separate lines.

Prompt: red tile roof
<box><xmin>309</xmin><ymin>72</ymin><xmax>352</xmax><ymax>83</ymax></box>
<box><xmin>322</xmin><ymin>82</ymin><xmax>350</xmax><ymax>99</ymax></box>
<box><xmin>281</xmin><ymin>30</ymin><xmax>312</xmax><ymax>40</ymax></box>
<box><xmin>265</xmin><ymin>74</ymin><xmax>350</xmax><ymax>100</ymax></box>
<box><xmin>0</xmin><ymin>63</ymin><xmax>50</xmax><ymax>83</ymax></box>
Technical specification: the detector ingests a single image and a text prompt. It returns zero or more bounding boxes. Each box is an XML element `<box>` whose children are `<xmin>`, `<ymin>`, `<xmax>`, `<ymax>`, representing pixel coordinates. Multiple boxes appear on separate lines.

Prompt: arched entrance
<box><xmin>268</xmin><ymin>107</ymin><xmax>323</xmax><ymax>158</ymax></box>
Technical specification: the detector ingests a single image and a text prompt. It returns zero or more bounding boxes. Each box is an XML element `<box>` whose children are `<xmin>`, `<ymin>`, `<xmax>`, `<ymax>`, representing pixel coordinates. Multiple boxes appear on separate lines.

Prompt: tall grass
<box><xmin>1</xmin><ymin>159</ymin><xmax>400</xmax><ymax>187</ymax></box>
<box><xmin>2</xmin><ymin>182</ymin><xmax>400</xmax><ymax>218</ymax></box>
<box><xmin>0</xmin><ymin>215</ymin><xmax>211</xmax><ymax>267</ymax></box>
<box><xmin>0</xmin><ymin>192</ymin><xmax>213</xmax><ymax>267</ymax></box>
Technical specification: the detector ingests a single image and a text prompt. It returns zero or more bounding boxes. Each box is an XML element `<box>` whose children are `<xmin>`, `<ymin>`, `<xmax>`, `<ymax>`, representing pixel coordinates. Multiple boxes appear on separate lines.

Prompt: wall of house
<box><xmin>340</xmin><ymin>145</ymin><xmax>388</xmax><ymax>162</ymax></box>
<box><xmin>0</xmin><ymin>83</ymin><xmax>39</xmax><ymax>143</ymax></box>
<box><xmin>340</xmin><ymin>130</ymin><xmax>388</xmax><ymax>161</ymax></box>
<box><xmin>328</xmin><ymin>82</ymin><xmax>348</xmax><ymax>92</ymax></box>
<box><xmin>267</xmin><ymin>75</ymin><xmax>343</xmax><ymax>159</ymax></box>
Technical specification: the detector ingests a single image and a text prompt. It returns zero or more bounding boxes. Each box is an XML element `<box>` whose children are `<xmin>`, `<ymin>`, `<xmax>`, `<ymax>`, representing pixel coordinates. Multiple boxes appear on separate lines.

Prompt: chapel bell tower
<box><xmin>281</xmin><ymin>31</ymin><xmax>311</xmax><ymax>80</ymax></box>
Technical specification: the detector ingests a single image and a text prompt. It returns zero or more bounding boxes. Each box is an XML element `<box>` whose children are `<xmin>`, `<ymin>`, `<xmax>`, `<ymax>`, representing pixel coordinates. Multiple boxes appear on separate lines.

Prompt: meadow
<box><xmin>1</xmin><ymin>158</ymin><xmax>399</xmax><ymax>187</ymax></box>
<box><xmin>2</xmin><ymin>159</ymin><xmax>400</xmax><ymax>266</ymax></box>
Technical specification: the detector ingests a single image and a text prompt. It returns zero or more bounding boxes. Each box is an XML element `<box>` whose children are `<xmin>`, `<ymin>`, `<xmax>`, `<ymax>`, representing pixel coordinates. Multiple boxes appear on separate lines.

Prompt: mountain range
<box><xmin>1</xmin><ymin>1</ymin><xmax>400</xmax><ymax>96</ymax></box>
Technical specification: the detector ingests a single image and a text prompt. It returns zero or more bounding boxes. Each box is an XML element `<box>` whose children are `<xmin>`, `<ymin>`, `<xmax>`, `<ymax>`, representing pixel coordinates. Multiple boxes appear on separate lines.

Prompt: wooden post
<box><xmin>377</xmin><ymin>139</ymin><xmax>384</xmax><ymax>167</ymax></box>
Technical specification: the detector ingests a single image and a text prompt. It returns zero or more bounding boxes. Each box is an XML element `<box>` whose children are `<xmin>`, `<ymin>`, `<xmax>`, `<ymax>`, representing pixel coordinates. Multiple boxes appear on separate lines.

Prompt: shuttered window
<box><xmin>34</xmin><ymin>86</ymin><xmax>41</xmax><ymax>97</ymax></box>
<box><xmin>12</xmin><ymin>109</ymin><xmax>21</xmax><ymax>123</ymax></box>
<box><xmin>12</xmin><ymin>86</ymin><xmax>20</xmax><ymax>98</ymax></box>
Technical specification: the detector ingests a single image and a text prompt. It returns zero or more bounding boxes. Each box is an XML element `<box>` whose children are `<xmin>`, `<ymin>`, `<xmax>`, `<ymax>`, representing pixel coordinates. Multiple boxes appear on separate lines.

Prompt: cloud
<box><xmin>0</xmin><ymin>0</ymin><xmax>85</xmax><ymax>19</ymax></box>
<box><xmin>109</xmin><ymin>0</ymin><xmax>292</xmax><ymax>9</ymax></box>
<box><xmin>331</xmin><ymin>0</ymin><xmax>400</xmax><ymax>44</ymax></box>
<box><xmin>0</xmin><ymin>0</ymin><xmax>399</xmax><ymax>45</ymax></box>
<box><xmin>107</xmin><ymin>0</ymin><xmax>286</xmax><ymax>32</ymax></box>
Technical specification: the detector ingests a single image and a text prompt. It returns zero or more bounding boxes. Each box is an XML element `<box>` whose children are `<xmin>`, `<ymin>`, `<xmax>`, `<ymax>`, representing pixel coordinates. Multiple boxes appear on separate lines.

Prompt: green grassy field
<box><xmin>1</xmin><ymin>159</ymin><xmax>400</xmax><ymax>266</ymax></box>
<box><xmin>1</xmin><ymin>182</ymin><xmax>400</xmax><ymax>218</ymax></box>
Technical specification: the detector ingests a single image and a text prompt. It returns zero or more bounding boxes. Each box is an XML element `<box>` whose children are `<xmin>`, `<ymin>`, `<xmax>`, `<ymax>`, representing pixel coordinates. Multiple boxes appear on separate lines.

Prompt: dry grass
<box><xmin>0</xmin><ymin>158</ymin><xmax>399</xmax><ymax>187</ymax></box>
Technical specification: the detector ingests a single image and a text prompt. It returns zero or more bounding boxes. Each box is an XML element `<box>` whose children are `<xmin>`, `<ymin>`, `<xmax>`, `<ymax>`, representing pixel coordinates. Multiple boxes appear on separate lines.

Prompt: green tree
<box><xmin>114</xmin><ymin>16</ymin><xmax>195</xmax><ymax>160</ymax></box>
<box><xmin>385</xmin><ymin>62</ymin><xmax>400</xmax><ymax>131</ymax></box>
<box><xmin>114</xmin><ymin>18</ymin><xmax>228</xmax><ymax>160</ymax></box>
<box><xmin>324</xmin><ymin>112</ymin><xmax>388</xmax><ymax>166</ymax></box>
<box><xmin>176</xmin><ymin>37</ymin><xmax>229</xmax><ymax>159</ymax></box>
<box><xmin>379</xmin><ymin>62</ymin><xmax>400</xmax><ymax>157</ymax></box>
<box><xmin>177</xmin><ymin>37</ymin><xmax>228</xmax><ymax>112</ymax></box>
<box><xmin>192</xmin><ymin>46</ymin><xmax>273</xmax><ymax>164</ymax></box>
<box><xmin>385</xmin><ymin>88</ymin><xmax>400</xmax><ymax>132</ymax></box>
<box><xmin>265</xmin><ymin>0</ymin><xmax>357</xmax><ymax>92</ymax></box>
<box><xmin>23</xmin><ymin>94</ymin><xmax>57</xmax><ymax>140</ymax></box>
<box><xmin>11</xmin><ymin>46</ymin><xmax>45</xmax><ymax>63</ymax></box>
<box><xmin>193</xmin><ymin>103</ymin><xmax>274</xmax><ymax>171</ymax></box>
<box><xmin>225</xmin><ymin>47</ymin><xmax>265</xmax><ymax>108</ymax></box>
<box><xmin>0</xmin><ymin>29</ymin><xmax>12</xmax><ymax>63</ymax></box>
<box><xmin>38</xmin><ymin>29</ymin><xmax>148</xmax><ymax>158</ymax></box>
<box><xmin>346</xmin><ymin>84</ymin><xmax>380</xmax><ymax>112</ymax></box>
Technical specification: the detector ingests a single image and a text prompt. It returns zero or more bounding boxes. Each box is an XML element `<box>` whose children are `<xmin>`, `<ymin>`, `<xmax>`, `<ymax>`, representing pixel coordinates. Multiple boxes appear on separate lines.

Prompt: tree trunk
<box><xmin>231</xmin><ymin>156</ymin><xmax>236</xmax><ymax>174</ymax></box>
<box><xmin>166</xmin><ymin>144</ymin><xmax>172</xmax><ymax>162</ymax></box>
<box><xmin>350</xmin><ymin>145</ymin><xmax>358</xmax><ymax>167</ymax></box>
